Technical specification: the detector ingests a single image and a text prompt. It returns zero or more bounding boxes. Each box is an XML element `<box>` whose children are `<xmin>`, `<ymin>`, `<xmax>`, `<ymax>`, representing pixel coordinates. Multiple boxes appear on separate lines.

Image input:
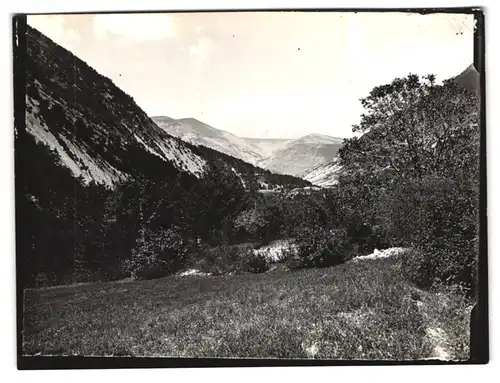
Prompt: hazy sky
<box><xmin>28</xmin><ymin>12</ymin><xmax>475</xmax><ymax>139</ymax></box>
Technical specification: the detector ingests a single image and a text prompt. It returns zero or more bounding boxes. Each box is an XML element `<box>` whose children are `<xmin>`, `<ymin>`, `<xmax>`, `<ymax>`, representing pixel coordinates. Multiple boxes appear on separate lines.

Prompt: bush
<box><xmin>100</xmin><ymin>262</ymin><xmax>130</xmax><ymax>282</ymax></box>
<box><xmin>401</xmin><ymin>245</ymin><xmax>477</xmax><ymax>294</ymax></box>
<box><xmin>199</xmin><ymin>245</ymin><xmax>270</xmax><ymax>275</ymax></box>
<box><xmin>400</xmin><ymin>248</ymin><xmax>433</xmax><ymax>288</ymax></box>
<box><xmin>344</xmin><ymin>222</ymin><xmax>390</xmax><ymax>254</ymax></box>
<box><xmin>243</xmin><ymin>253</ymin><xmax>270</xmax><ymax>274</ymax></box>
<box><xmin>125</xmin><ymin>226</ymin><xmax>190</xmax><ymax>280</ymax></box>
<box><xmin>199</xmin><ymin>245</ymin><xmax>242</xmax><ymax>276</ymax></box>
<box><xmin>233</xmin><ymin>206</ymin><xmax>269</xmax><ymax>242</ymax></box>
<box><xmin>286</xmin><ymin>227</ymin><xmax>350</xmax><ymax>270</ymax></box>
<box><xmin>380</xmin><ymin>176</ymin><xmax>479</xmax><ymax>292</ymax></box>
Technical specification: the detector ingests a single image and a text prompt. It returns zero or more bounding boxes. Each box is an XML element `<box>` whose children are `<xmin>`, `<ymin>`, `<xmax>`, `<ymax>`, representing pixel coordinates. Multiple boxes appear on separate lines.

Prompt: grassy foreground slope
<box><xmin>23</xmin><ymin>256</ymin><xmax>472</xmax><ymax>360</ymax></box>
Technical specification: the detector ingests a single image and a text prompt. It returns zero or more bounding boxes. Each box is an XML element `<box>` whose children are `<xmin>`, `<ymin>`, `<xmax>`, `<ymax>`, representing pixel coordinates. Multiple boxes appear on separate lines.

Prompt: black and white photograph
<box><xmin>13</xmin><ymin>8</ymin><xmax>487</xmax><ymax>367</ymax></box>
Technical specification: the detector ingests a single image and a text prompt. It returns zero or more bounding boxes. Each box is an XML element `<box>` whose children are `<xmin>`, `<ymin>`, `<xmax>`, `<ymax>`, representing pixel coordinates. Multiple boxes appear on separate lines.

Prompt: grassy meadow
<box><xmin>22</xmin><ymin>255</ymin><xmax>472</xmax><ymax>360</ymax></box>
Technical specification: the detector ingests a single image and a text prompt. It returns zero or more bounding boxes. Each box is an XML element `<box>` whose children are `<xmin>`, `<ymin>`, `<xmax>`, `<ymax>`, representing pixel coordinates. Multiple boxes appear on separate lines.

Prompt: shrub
<box><xmin>100</xmin><ymin>261</ymin><xmax>130</xmax><ymax>282</ymax></box>
<box><xmin>199</xmin><ymin>245</ymin><xmax>244</xmax><ymax>276</ymax></box>
<box><xmin>381</xmin><ymin>176</ymin><xmax>479</xmax><ymax>292</ymax></box>
<box><xmin>343</xmin><ymin>222</ymin><xmax>390</xmax><ymax>255</ymax></box>
<box><xmin>233</xmin><ymin>207</ymin><xmax>268</xmax><ymax>241</ymax></box>
<box><xmin>401</xmin><ymin>245</ymin><xmax>477</xmax><ymax>294</ymax></box>
<box><xmin>199</xmin><ymin>245</ymin><xmax>270</xmax><ymax>275</ymax></box>
<box><xmin>400</xmin><ymin>248</ymin><xmax>434</xmax><ymax>288</ymax></box>
<box><xmin>61</xmin><ymin>269</ymin><xmax>102</xmax><ymax>285</ymax></box>
<box><xmin>125</xmin><ymin>226</ymin><xmax>190</xmax><ymax>280</ymax></box>
<box><xmin>286</xmin><ymin>227</ymin><xmax>350</xmax><ymax>270</ymax></box>
<box><xmin>243</xmin><ymin>253</ymin><xmax>270</xmax><ymax>274</ymax></box>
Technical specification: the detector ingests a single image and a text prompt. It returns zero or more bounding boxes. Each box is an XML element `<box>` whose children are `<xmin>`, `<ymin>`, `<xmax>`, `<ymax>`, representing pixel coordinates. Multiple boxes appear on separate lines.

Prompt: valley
<box><xmin>17</xmin><ymin>18</ymin><xmax>482</xmax><ymax>363</ymax></box>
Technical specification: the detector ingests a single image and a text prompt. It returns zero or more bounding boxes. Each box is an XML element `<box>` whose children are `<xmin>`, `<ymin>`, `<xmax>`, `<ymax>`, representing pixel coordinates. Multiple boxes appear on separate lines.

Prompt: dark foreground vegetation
<box><xmin>23</xmin><ymin>255</ymin><xmax>472</xmax><ymax>359</ymax></box>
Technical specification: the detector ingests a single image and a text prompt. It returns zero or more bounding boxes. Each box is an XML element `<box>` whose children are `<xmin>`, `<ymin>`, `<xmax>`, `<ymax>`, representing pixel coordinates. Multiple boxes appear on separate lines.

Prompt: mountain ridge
<box><xmin>152</xmin><ymin>115</ymin><xmax>345</xmax><ymax>176</ymax></box>
<box><xmin>452</xmin><ymin>64</ymin><xmax>480</xmax><ymax>92</ymax></box>
<box><xmin>152</xmin><ymin>115</ymin><xmax>267</xmax><ymax>165</ymax></box>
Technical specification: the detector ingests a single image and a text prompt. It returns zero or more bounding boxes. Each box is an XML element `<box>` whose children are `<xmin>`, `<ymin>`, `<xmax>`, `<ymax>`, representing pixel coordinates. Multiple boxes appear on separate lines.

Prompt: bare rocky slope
<box><xmin>26</xmin><ymin>26</ymin><xmax>207</xmax><ymax>188</ymax></box>
<box><xmin>299</xmin><ymin>157</ymin><xmax>343</xmax><ymax>187</ymax></box>
<box><xmin>152</xmin><ymin>116</ymin><xmax>266</xmax><ymax>165</ymax></box>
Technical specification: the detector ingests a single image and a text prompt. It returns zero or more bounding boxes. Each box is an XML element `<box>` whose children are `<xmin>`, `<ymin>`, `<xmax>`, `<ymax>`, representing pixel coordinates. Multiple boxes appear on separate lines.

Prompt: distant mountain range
<box><xmin>256</xmin><ymin>134</ymin><xmax>344</xmax><ymax>176</ymax></box>
<box><xmin>152</xmin><ymin>117</ymin><xmax>344</xmax><ymax>176</ymax></box>
<box><xmin>244</xmin><ymin>138</ymin><xmax>291</xmax><ymax>158</ymax></box>
<box><xmin>152</xmin><ymin>116</ymin><xmax>266</xmax><ymax>165</ymax></box>
<box><xmin>25</xmin><ymin>23</ymin><xmax>478</xmax><ymax>193</ymax></box>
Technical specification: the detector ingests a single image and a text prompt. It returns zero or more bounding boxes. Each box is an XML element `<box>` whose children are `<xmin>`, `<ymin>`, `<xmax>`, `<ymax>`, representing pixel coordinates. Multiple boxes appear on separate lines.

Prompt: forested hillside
<box><xmin>17</xmin><ymin>26</ymin><xmax>309</xmax><ymax>287</ymax></box>
<box><xmin>238</xmin><ymin>72</ymin><xmax>481</xmax><ymax>294</ymax></box>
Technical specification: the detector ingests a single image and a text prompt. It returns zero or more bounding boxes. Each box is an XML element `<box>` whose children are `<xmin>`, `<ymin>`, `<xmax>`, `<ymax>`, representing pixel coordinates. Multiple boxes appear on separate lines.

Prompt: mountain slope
<box><xmin>243</xmin><ymin>138</ymin><xmax>291</xmax><ymax>158</ymax></box>
<box><xmin>153</xmin><ymin>116</ymin><xmax>344</xmax><ymax>178</ymax></box>
<box><xmin>26</xmin><ymin>26</ymin><xmax>207</xmax><ymax>188</ymax></box>
<box><xmin>153</xmin><ymin>116</ymin><xmax>266</xmax><ymax>165</ymax></box>
<box><xmin>258</xmin><ymin>134</ymin><xmax>344</xmax><ymax>176</ymax></box>
<box><xmin>452</xmin><ymin>64</ymin><xmax>480</xmax><ymax>92</ymax></box>
<box><xmin>299</xmin><ymin>158</ymin><xmax>342</xmax><ymax>187</ymax></box>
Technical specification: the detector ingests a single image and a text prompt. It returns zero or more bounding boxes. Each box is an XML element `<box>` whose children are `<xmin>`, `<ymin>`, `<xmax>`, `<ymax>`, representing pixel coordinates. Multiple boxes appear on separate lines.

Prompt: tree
<box><xmin>339</xmin><ymin>75</ymin><xmax>479</xmax><ymax>182</ymax></box>
<box><xmin>335</xmin><ymin>73</ymin><xmax>480</xmax><ymax>290</ymax></box>
<box><xmin>199</xmin><ymin>160</ymin><xmax>252</xmax><ymax>244</ymax></box>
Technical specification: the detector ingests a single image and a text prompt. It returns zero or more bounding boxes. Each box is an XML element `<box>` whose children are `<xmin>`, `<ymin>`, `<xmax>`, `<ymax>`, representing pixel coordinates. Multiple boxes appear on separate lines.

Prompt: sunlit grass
<box><xmin>23</xmin><ymin>257</ymin><xmax>471</xmax><ymax>360</ymax></box>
